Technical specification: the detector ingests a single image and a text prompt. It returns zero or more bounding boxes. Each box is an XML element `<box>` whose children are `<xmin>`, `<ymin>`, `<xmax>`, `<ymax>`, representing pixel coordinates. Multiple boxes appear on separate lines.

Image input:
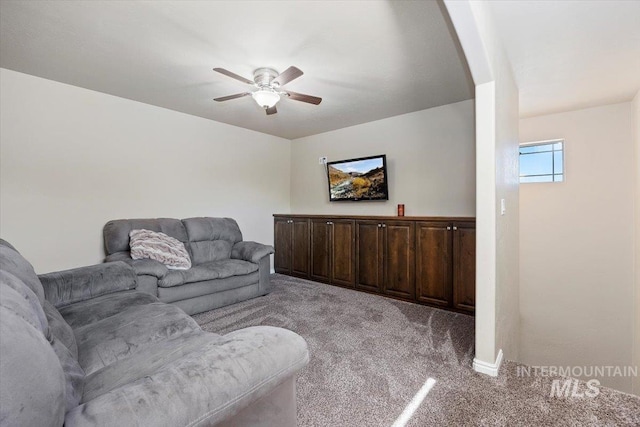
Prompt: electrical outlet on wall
<box><xmin>319</xmin><ymin>156</ymin><xmax>327</xmax><ymax>165</ymax></box>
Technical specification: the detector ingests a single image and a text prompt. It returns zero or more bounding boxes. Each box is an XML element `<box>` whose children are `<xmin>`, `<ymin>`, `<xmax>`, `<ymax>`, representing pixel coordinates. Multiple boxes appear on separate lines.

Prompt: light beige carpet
<box><xmin>193</xmin><ymin>274</ymin><xmax>640</xmax><ymax>426</ymax></box>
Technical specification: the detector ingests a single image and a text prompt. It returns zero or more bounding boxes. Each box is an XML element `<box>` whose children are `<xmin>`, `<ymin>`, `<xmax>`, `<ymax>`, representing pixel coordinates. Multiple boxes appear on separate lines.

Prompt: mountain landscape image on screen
<box><xmin>328</xmin><ymin>157</ymin><xmax>387</xmax><ymax>200</ymax></box>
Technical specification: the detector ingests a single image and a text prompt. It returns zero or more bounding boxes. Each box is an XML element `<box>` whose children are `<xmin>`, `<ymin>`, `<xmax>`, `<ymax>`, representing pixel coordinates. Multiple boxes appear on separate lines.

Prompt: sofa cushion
<box><xmin>158</xmin><ymin>259</ymin><xmax>259</xmax><ymax>288</ymax></box>
<box><xmin>0</xmin><ymin>241</ymin><xmax>45</xmax><ymax>304</ymax></box>
<box><xmin>65</xmin><ymin>326</ymin><xmax>309</xmax><ymax>427</ymax></box>
<box><xmin>189</xmin><ymin>239</ymin><xmax>234</xmax><ymax>264</ymax></box>
<box><xmin>73</xmin><ymin>302</ymin><xmax>201</xmax><ymax>375</ymax></box>
<box><xmin>59</xmin><ymin>290</ymin><xmax>158</xmax><ymax>329</ymax></box>
<box><xmin>158</xmin><ymin>271</ymin><xmax>259</xmax><ymax>303</ymax></box>
<box><xmin>129</xmin><ymin>229</ymin><xmax>191</xmax><ymax>270</ymax></box>
<box><xmin>81</xmin><ymin>332</ymin><xmax>216</xmax><ymax>403</ymax></box>
<box><xmin>183</xmin><ymin>217</ymin><xmax>243</xmax><ymax>264</ymax></box>
<box><xmin>43</xmin><ymin>299</ymin><xmax>78</xmax><ymax>359</ymax></box>
<box><xmin>103</xmin><ymin>218</ymin><xmax>188</xmax><ymax>255</ymax></box>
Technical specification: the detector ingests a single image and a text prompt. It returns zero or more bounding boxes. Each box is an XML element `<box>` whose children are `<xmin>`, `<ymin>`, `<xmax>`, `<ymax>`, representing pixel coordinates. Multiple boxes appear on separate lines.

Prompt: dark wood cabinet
<box><xmin>274</xmin><ymin>217</ymin><xmax>310</xmax><ymax>278</ymax></box>
<box><xmin>414</xmin><ymin>221</ymin><xmax>475</xmax><ymax>313</ymax></box>
<box><xmin>382</xmin><ymin>221</ymin><xmax>415</xmax><ymax>300</ymax></box>
<box><xmin>356</xmin><ymin>220</ymin><xmax>414</xmax><ymax>298</ymax></box>
<box><xmin>331</xmin><ymin>220</ymin><xmax>356</xmax><ymax>287</ymax></box>
<box><xmin>311</xmin><ymin>219</ymin><xmax>355</xmax><ymax>287</ymax></box>
<box><xmin>274</xmin><ymin>217</ymin><xmax>291</xmax><ymax>274</ymax></box>
<box><xmin>310</xmin><ymin>219</ymin><xmax>331</xmax><ymax>282</ymax></box>
<box><xmin>452</xmin><ymin>222</ymin><xmax>476</xmax><ymax>312</ymax></box>
<box><xmin>275</xmin><ymin>214</ymin><xmax>474</xmax><ymax>315</ymax></box>
<box><xmin>415</xmin><ymin>221</ymin><xmax>452</xmax><ymax>307</ymax></box>
<box><xmin>356</xmin><ymin>221</ymin><xmax>383</xmax><ymax>292</ymax></box>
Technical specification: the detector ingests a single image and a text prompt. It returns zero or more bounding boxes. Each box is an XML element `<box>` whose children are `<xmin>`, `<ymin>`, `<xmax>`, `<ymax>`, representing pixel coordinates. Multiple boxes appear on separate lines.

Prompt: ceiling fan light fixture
<box><xmin>252</xmin><ymin>89</ymin><xmax>280</xmax><ymax>109</ymax></box>
<box><xmin>213</xmin><ymin>66</ymin><xmax>321</xmax><ymax>114</ymax></box>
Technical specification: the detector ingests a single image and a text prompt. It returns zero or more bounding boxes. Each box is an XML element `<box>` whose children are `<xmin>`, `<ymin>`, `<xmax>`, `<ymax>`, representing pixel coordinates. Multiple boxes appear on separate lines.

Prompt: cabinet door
<box><xmin>356</xmin><ymin>220</ymin><xmax>383</xmax><ymax>292</ymax></box>
<box><xmin>415</xmin><ymin>222</ymin><xmax>452</xmax><ymax>307</ymax></box>
<box><xmin>331</xmin><ymin>219</ymin><xmax>355</xmax><ymax>288</ymax></box>
<box><xmin>310</xmin><ymin>219</ymin><xmax>331</xmax><ymax>283</ymax></box>
<box><xmin>383</xmin><ymin>220</ymin><xmax>415</xmax><ymax>300</ymax></box>
<box><xmin>453</xmin><ymin>222</ymin><xmax>475</xmax><ymax>312</ymax></box>
<box><xmin>274</xmin><ymin>217</ymin><xmax>292</xmax><ymax>274</ymax></box>
<box><xmin>291</xmin><ymin>218</ymin><xmax>310</xmax><ymax>278</ymax></box>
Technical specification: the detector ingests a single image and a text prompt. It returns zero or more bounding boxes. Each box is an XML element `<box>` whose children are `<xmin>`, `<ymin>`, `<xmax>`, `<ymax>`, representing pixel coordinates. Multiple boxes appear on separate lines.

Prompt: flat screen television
<box><xmin>326</xmin><ymin>154</ymin><xmax>389</xmax><ymax>201</ymax></box>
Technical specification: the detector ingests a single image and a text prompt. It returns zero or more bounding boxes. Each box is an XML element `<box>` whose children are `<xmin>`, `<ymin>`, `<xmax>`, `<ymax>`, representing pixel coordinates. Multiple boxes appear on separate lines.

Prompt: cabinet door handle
<box><xmin>377</xmin><ymin>224</ymin><xmax>381</xmax><ymax>228</ymax></box>
<box><xmin>447</xmin><ymin>226</ymin><xmax>451</xmax><ymax>230</ymax></box>
<box><xmin>382</xmin><ymin>223</ymin><xmax>386</xmax><ymax>228</ymax></box>
<box><xmin>453</xmin><ymin>226</ymin><xmax>458</xmax><ymax>231</ymax></box>
<box><xmin>326</xmin><ymin>221</ymin><xmax>330</xmax><ymax>225</ymax></box>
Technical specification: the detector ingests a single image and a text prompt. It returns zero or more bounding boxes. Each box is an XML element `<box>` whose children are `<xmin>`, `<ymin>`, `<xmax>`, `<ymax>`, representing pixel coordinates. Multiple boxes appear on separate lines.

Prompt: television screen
<box><xmin>326</xmin><ymin>154</ymin><xmax>389</xmax><ymax>201</ymax></box>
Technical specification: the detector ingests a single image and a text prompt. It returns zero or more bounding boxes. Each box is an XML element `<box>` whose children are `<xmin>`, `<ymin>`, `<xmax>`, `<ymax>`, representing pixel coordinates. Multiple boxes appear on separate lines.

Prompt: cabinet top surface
<box><xmin>273</xmin><ymin>214</ymin><xmax>475</xmax><ymax>222</ymax></box>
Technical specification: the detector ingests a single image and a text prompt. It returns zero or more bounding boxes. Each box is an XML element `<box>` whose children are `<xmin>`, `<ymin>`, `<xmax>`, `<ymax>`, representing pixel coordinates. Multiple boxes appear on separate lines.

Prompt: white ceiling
<box><xmin>0</xmin><ymin>0</ymin><xmax>474</xmax><ymax>140</ymax></box>
<box><xmin>489</xmin><ymin>0</ymin><xmax>640</xmax><ymax>118</ymax></box>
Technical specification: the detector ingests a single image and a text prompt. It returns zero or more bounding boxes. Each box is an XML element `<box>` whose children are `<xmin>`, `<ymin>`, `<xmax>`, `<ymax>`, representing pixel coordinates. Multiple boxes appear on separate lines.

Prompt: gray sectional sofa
<box><xmin>103</xmin><ymin>217</ymin><xmax>274</xmax><ymax>315</ymax></box>
<box><xmin>0</xmin><ymin>239</ymin><xmax>309</xmax><ymax>426</ymax></box>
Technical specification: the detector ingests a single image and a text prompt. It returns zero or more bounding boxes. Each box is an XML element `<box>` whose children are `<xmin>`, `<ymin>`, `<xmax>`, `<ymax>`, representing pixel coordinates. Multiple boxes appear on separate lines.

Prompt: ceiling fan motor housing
<box><xmin>253</xmin><ymin>68</ymin><xmax>279</xmax><ymax>87</ymax></box>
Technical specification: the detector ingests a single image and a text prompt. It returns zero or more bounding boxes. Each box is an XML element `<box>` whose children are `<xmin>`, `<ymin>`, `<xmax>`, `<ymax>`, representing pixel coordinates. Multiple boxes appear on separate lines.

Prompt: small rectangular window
<box><xmin>519</xmin><ymin>140</ymin><xmax>564</xmax><ymax>183</ymax></box>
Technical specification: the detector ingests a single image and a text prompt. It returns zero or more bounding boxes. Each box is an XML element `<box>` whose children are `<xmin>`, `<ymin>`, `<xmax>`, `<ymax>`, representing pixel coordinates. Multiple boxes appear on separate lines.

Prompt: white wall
<box><xmin>289</xmin><ymin>100</ymin><xmax>475</xmax><ymax>217</ymax></box>
<box><xmin>445</xmin><ymin>0</ymin><xmax>520</xmax><ymax>372</ymax></box>
<box><xmin>490</xmin><ymin>23</ymin><xmax>520</xmax><ymax>365</ymax></box>
<box><xmin>633</xmin><ymin>91</ymin><xmax>640</xmax><ymax>396</ymax></box>
<box><xmin>0</xmin><ymin>69</ymin><xmax>291</xmax><ymax>273</ymax></box>
<box><xmin>519</xmin><ymin>102</ymin><xmax>635</xmax><ymax>393</ymax></box>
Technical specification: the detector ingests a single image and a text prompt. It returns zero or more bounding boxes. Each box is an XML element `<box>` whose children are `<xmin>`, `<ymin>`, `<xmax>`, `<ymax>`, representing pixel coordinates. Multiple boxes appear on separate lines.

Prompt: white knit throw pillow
<box><xmin>129</xmin><ymin>229</ymin><xmax>191</xmax><ymax>270</ymax></box>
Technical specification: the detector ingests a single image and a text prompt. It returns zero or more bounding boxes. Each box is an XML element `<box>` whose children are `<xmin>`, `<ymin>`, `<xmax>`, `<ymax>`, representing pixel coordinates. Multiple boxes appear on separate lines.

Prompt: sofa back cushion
<box><xmin>0</xmin><ymin>270</ymin><xmax>49</xmax><ymax>336</ymax></box>
<box><xmin>103</xmin><ymin>218</ymin><xmax>188</xmax><ymax>256</ymax></box>
<box><xmin>182</xmin><ymin>218</ymin><xmax>243</xmax><ymax>264</ymax></box>
<box><xmin>0</xmin><ymin>269</ymin><xmax>67</xmax><ymax>426</ymax></box>
<box><xmin>43</xmin><ymin>299</ymin><xmax>79</xmax><ymax>359</ymax></box>
<box><xmin>1</xmin><ymin>241</ymin><xmax>84</xmax><ymax>419</ymax></box>
<box><xmin>0</xmin><ymin>239</ymin><xmax>46</xmax><ymax>304</ymax></box>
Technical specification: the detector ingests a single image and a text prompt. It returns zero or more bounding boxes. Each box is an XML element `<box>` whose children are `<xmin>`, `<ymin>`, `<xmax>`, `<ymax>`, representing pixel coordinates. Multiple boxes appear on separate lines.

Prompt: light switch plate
<box><xmin>319</xmin><ymin>156</ymin><xmax>327</xmax><ymax>165</ymax></box>
<box><xmin>500</xmin><ymin>198</ymin><xmax>506</xmax><ymax>215</ymax></box>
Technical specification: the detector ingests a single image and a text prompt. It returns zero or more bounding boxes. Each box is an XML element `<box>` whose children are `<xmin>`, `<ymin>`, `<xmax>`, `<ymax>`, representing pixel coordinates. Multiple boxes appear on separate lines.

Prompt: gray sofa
<box><xmin>0</xmin><ymin>239</ymin><xmax>309</xmax><ymax>426</ymax></box>
<box><xmin>103</xmin><ymin>217</ymin><xmax>274</xmax><ymax>315</ymax></box>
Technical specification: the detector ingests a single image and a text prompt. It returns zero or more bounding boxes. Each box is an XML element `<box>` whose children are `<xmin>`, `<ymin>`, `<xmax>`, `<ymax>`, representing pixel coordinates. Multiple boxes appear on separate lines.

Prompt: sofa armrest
<box><xmin>104</xmin><ymin>251</ymin><xmax>131</xmax><ymax>263</ymax></box>
<box><xmin>231</xmin><ymin>241</ymin><xmax>275</xmax><ymax>264</ymax></box>
<box><xmin>39</xmin><ymin>262</ymin><xmax>137</xmax><ymax>308</ymax></box>
<box><xmin>105</xmin><ymin>251</ymin><xmax>168</xmax><ymax>278</ymax></box>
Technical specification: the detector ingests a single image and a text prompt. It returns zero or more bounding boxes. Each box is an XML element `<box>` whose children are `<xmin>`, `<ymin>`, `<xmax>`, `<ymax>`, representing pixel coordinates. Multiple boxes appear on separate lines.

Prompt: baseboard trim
<box><xmin>473</xmin><ymin>349</ymin><xmax>503</xmax><ymax>377</ymax></box>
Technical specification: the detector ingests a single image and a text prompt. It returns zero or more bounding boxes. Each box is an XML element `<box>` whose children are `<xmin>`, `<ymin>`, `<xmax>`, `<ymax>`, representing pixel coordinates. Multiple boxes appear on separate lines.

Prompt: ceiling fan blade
<box><xmin>273</xmin><ymin>66</ymin><xmax>303</xmax><ymax>86</ymax></box>
<box><xmin>213</xmin><ymin>92</ymin><xmax>251</xmax><ymax>102</ymax></box>
<box><xmin>266</xmin><ymin>105</ymin><xmax>277</xmax><ymax>115</ymax></box>
<box><xmin>286</xmin><ymin>91</ymin><xmax>322</xmax><ymax>105</ymax></box>
<box><xmin>213</xmin><ymin>68</ymin><xmax>254</xmax><ymax>85</ymax></box>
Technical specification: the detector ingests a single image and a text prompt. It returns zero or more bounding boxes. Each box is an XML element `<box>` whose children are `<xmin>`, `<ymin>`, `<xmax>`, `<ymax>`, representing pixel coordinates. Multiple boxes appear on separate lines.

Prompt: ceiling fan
<box><xmin>213</xmin><ymin>66</ymin><xmax>322</xmax><ymax>115</ymax></box>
